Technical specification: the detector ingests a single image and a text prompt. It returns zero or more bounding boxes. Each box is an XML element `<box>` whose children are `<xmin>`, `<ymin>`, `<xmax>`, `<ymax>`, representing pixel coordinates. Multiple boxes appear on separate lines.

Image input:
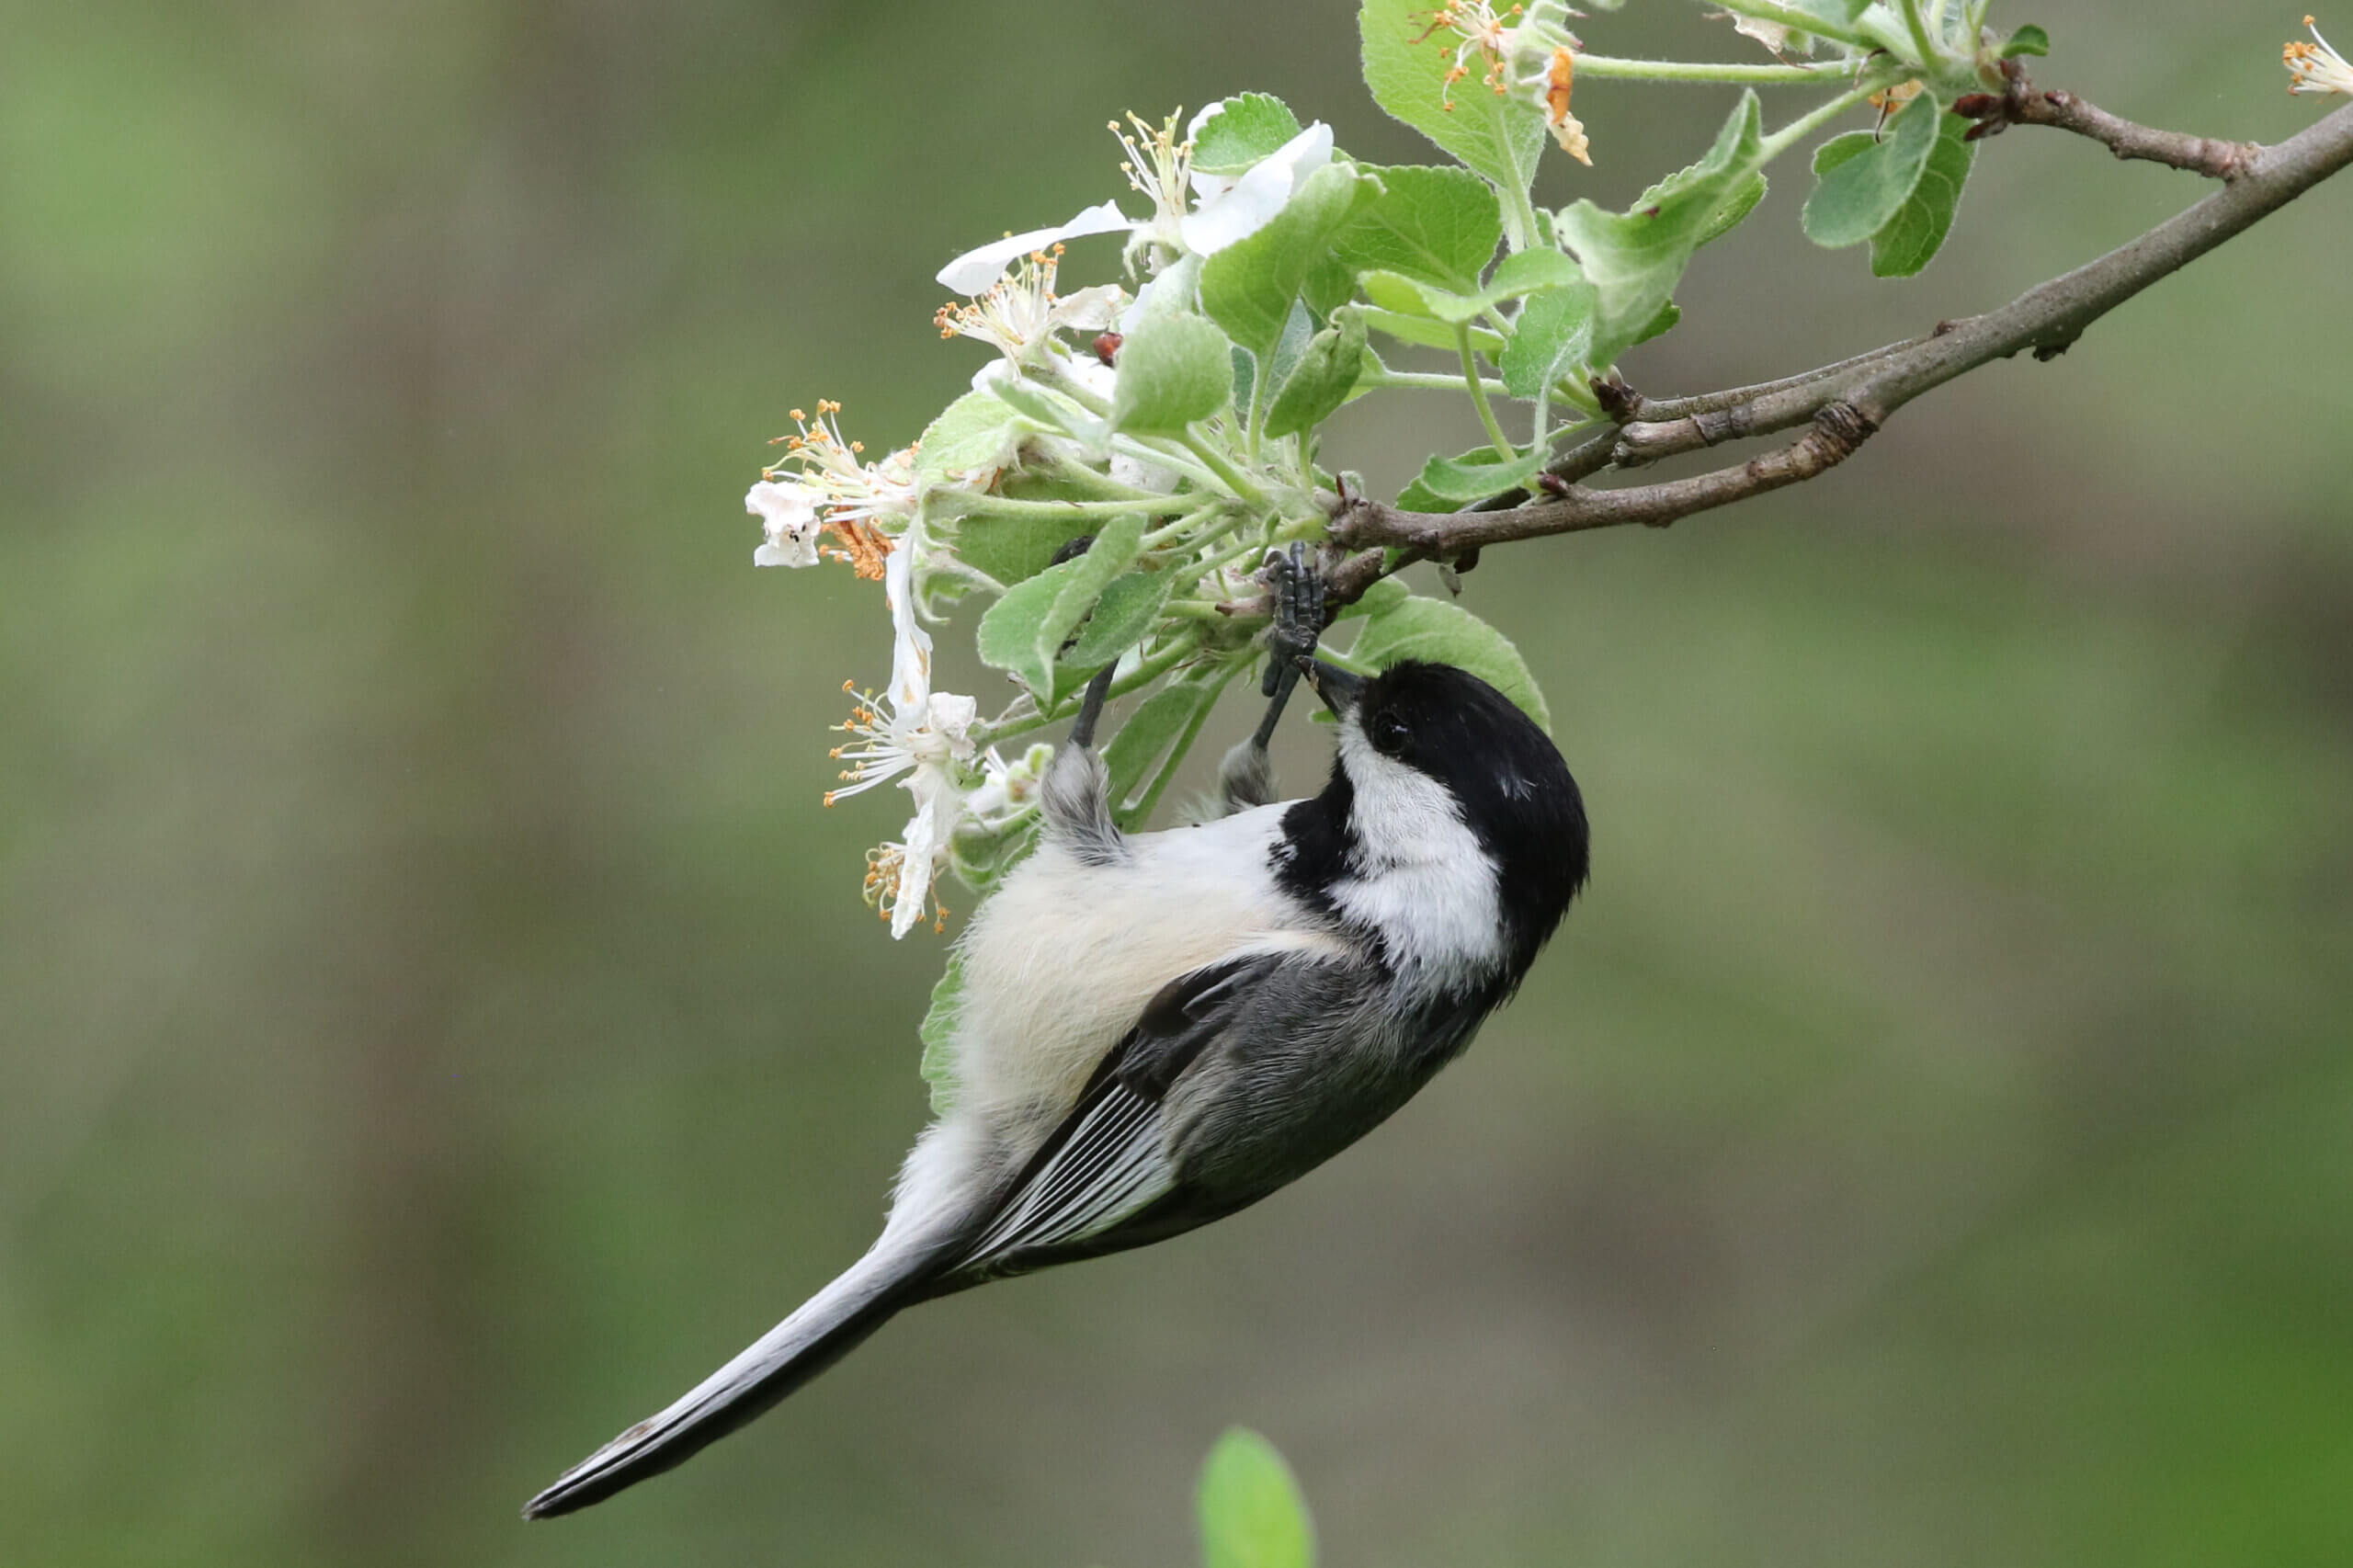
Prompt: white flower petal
<box><xmin>888</xmin><ymin>826</ymin><xmax>933</xmax><ymax>939</ymax></box>
<box><xmin>883</xmin><ymin>540</ymin><xmax>932</xmax><ymax>713</ymax></box>
<box><xmin>1179</xmin><ymin>122</ymin><xmax>1333</xmax><ymax>256</ymax></box>
<box><xmin>888</xmin><ymin>767</ymin><xmax>965</xmax><ymax>939</ymax></box>
<box><xmin>927</xmin><ymin>691</ymin><xmax>979</xmax><ymax>754</ymax></box>
<box><xmin>936</xmin><ymin>200</ymin><xmax>1134</xmax><ymax>294</ymax></box>
<box><xmin>1063</xmin><ymin>356</ymin><xmax>1116</xmax><ymax>402</ymax></box>
<box><xmin>1054</xmin><ymin>283</ymin><xmax>1127</xmax><ymax>334</ymax></box>
<box><xmin>746</xmin><ymin>479</ymin><xmax>824</xmax><ymax>567</ymax></box>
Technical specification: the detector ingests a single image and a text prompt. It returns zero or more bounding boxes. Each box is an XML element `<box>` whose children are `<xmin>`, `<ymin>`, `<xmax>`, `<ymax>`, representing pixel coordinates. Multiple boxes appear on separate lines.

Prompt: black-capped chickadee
<box><xmin>524</xmin><ymin>550</ymin><xmax>1588</xmax><ymax>1518</ymax></box>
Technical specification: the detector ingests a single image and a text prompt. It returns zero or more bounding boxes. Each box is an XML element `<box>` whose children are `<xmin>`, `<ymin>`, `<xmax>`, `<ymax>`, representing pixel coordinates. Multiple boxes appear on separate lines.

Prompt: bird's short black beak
<box><xmin>1300</xmin><ymin>656</ymin><xmax>1367</xmax><ymax>717</ymax></box>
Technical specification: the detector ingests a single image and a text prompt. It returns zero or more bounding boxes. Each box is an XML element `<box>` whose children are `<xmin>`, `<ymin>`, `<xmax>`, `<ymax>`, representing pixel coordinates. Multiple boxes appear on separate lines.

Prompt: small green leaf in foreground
<box><xmin>1199</xmin><ymin>1428</ymin><xmax>1314</xmax><ymax>1568</ymax></box>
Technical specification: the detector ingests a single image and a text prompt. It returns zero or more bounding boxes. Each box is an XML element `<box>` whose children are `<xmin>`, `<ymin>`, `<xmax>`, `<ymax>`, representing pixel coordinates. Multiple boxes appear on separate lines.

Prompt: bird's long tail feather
<box><xmin>523</xmin><ymin>1241</ymin><xmax>936</xmax><ymax>1518</ymax></box>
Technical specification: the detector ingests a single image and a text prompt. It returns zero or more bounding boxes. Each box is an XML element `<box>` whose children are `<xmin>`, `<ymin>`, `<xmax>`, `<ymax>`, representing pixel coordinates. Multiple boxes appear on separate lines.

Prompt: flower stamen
<box><xmin>2287</xmin><ymin>14</ymin><xmax>2353</xmax><ymax>96</ymax></box>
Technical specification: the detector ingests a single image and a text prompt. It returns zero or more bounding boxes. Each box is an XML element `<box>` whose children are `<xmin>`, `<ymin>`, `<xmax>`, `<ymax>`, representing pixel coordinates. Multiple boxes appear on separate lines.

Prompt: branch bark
<box><xmin>1330</xmin><ymin>97</ymin><xmax>2353</xmax><ymax>575</ymax></box>
<box><xmin>1954</xmin><ymin>62</ymin><xmax>2259</xmax><ymax>179</ymax></box>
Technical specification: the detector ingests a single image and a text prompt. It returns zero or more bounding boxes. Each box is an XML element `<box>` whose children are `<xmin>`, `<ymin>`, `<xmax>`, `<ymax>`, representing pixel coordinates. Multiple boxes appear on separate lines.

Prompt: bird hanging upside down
<box><xmin>525</xmin><ymin>546</ymin><xmax>1589</xmax><ymax>1518</ymax></box>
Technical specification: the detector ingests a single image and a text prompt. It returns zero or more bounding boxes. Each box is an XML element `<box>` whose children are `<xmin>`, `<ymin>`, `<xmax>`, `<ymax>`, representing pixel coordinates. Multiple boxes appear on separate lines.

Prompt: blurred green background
<box><xmin>5</xmin><ymin>2</ymin><xmax>2348</xmax><ymax>1563</ymax></box>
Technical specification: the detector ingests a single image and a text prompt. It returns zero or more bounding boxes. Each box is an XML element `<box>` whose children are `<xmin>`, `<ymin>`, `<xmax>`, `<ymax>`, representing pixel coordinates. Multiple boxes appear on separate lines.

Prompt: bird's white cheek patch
<box><xmin>1334</xmin><ymin>727</ymin><xmax>1504</xmax><ymax>979</ymax></box>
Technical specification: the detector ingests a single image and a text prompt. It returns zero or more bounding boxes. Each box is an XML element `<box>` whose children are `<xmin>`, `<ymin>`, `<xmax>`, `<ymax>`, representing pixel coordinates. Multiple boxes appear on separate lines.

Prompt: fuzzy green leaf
<box><xmin>1802</xmin><ymin>93</ymin><xmax>1940</xmax><ymax>248</ymax></box>
<box><xmin>1265</xmin><ymin>307</ymin><xmax>1370</xmax><ymax>438</ymax></box>
<box><xmin>917</xmin><ymin>954</ymin><xmax>964</xmax><ymax>1114</ymax></box>
<box><xmin>1554</xmin><ymin>92</ymin><xmax>1763</xmax><ymax>370</ymax></box>
<box><xmin>1499</xmin><ymin>281</ymin><xmax>1597</xmax><ymax>399</ymax></box>
<box><xmin>1061</xmin><ymin>568</ymin><xmax>1173</xmax><ymax>671</ymax></box>
<box><xmin>1199</xmin><ymin>162</ymin><xmax>1382</xmax><ymax>356</ymax></box>
<box><xmin>1698</xmin><ymin>170</ymin><xmax>1768</xmax><ymax>247</ymax></box>
<box><xmin>2001</xmin><ymin>23</ymin><xmax>2051</xmax><ymax>58</ymax></box>
<box><xmin>1358</xmin><ymin>0</ymin><xmax>1545</xmax><ymax>227</ymax></box>
<box><xmin>953</xmin><ymin>477</ymin><xmax>1096</xmax><ymax>588</ymax></box>
<box><xmin>1110</xmin><ymin>312</ymin><xmax>1233</xmax><ymax>435</ymax></box>
<box><xmin>1332</xmin><ymin>574</ymin><xmax>1411</xmax><ymax>620</ymax></box>
<box><xmin>1358</xmin><ymin>304</ymin><xmax>1504</xmax><ymax>356</ymax></box>
<box><xmin>915</xmin><ymin>388</ymin><xmax>1029</xmax><ymax>486</ymax></box>
<box><xmin>974</xmin><ymin>514</ymin><xmax>1145</xmax><ymax>698</ymax></box>
<box><xmin>1347</xmin><ymin>593</ymin><xmax>1551</xmax><ymax>729</ymax></box>
<box><xmin>1193</xmin><ymin>94</ymin><xmax>1304</xmax><ymax>174</ymax></box>
<box><xmin>1329</xmin><ymin>164</ymin><xmax>1502</xmax><ymax>291</ymax></box>
<box><xmin>1869</xmin><ymin>106</ymin><xmax>1974</xmax><ymax>276</ymax></box>
<box><xmin>1358</xmin><ymin>247</ymin><xmax>1581</xmax><ymax>326</ymax></box>
<box><xmin>1199</xmin><ymin>1429</ymin><xmax>1315</xmax><ymax>1568</ymax></box>
<box><xmin>1409</xmin><ymin>446</ymin><xmax>1548</xmax><ymax>505</ymax></box>
<box><xmin>1101</xmin><ymin>678</ymin><xmax>1218</xmax><ymax>810</ymax></box>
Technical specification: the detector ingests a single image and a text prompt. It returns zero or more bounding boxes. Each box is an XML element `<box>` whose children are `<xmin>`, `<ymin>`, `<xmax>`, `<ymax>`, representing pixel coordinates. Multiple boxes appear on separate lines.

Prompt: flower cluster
<box><xmin>755</xmin><ymin>104</ymin><xmax>1362</xmax><ymax>937</ymax></box>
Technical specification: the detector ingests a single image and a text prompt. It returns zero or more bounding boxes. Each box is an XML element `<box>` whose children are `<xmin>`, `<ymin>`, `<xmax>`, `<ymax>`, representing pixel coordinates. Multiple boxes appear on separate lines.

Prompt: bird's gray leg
<box><xmin>1215</xmin><ymin>543</ymin><xmax>1326</xmax><ymax>814</ymax></box>
<box><xmin>1042</xmin><ymin>663</ymin><xmax>1125</xmax><ymax>865</ymax></box>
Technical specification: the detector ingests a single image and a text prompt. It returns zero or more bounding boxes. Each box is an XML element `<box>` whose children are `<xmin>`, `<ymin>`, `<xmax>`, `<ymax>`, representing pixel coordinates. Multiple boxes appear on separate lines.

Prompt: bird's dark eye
<box><xmin>1370</xmin><ymin>711</ymin><xmax>1410</xmax><ymax>756</ymax></box>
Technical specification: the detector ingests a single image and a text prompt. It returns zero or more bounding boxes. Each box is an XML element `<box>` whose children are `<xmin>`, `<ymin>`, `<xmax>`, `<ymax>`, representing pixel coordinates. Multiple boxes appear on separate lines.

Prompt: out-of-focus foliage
<box><xmin>2</xmin><ymin>4</ymin><xmax>2347</xmax><ymax>1567</ymax></box>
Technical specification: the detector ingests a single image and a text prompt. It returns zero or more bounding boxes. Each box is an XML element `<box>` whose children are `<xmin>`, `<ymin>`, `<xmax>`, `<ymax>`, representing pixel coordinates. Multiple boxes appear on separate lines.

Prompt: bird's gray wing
<box><xmin>943</xmin><ymin>949</ymin><xmax>1304</xmax><ymax>1283</ymax></box>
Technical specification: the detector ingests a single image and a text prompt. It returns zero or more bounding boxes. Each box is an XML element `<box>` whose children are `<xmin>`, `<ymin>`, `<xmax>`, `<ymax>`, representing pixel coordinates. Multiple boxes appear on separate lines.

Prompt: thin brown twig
<box><xmin>1954</xmin><ymin>61</ymin><xmax>2258</xmax><ymax>179</ymax></box>
<box><xmin>1329</xmin><ymin>97</ymin><xmax>2353</xmax><ymax>568</ymax></box>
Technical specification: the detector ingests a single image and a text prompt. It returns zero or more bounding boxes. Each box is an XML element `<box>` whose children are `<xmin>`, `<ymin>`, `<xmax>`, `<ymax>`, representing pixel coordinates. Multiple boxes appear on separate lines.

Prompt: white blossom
<box><xmin>933</xmin><ymin>107</ymin><xmax>1339</xmax><ymax>295</ymax></box>
<box><xmin>2287</xmin><ymin>15</ymin><xmax>2353</xmax><ymax>96</ymax></box>
<box><xmin>935</xmin><ymin>244</ymin><xmax>1125</xmax><ymax>372</ymax></box>
<box><xmin>752</xmin><ymin>402</ymin><xmax>915</xmax><ymax>578</ymax></box>
<box><xmin>936</xmin><ymin>200</ymin><xmax>1132</xmax><ymax>296</ymax></box>
<box><xmin>828</xmin><ymin>544</ymin><xmax>979</xmax><ymax>937</ymax></box>
<box><xmin>747</xmin><ymin>478</ymin><xmax>825</xmax><ymax>567</ymax></box>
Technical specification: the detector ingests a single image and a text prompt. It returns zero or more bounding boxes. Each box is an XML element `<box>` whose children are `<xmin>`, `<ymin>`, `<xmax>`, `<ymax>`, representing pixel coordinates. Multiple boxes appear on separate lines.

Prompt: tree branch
<box><xmin>1954</xmin><ymin>62</ymin><xmax>2259</xmax><ymax>179</ymax></box>
<box><xmin>1330</xmin><ymin>97</ymin><xmax>2353</xmax><ymax>569</ymax></box>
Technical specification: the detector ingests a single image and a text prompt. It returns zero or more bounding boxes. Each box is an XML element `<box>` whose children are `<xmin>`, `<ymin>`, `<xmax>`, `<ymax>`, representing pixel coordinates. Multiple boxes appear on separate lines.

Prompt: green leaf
<box><xmin>1111</xmin><ymin>312</ymin><xmax>1234</xmax><ymax>435</ymax></box>
<box><xmin>1332</xmin><ymin>574</ymin><xmax>1410</xmax><ymax>619</ymax></box>
<box><xmin>1358</xmin><ymin>303</ymin><xmax>1503</xmax><ymax>357</ymax></box>
<box><xmin>1101</xmin><ymin>678</ymin><xmax>1218</xmax><ymax>810</ymax></box>
<box><xmin>1261</xmin><ymin>300</ymin><xmax>1319</xmax><ymax>414</ymax></box>
<box><xmin>1869</xmin><ymin>106</ymin><xmax>1974</xmax><ymax>276</ymax></box>
<box><xmin>1302</xmin><ymin>251</ymin><xmax>1358</xmax><ymax>318</ymax></box>
<box><xmin>1193</xmin><ymin>94</ymin><xmax>1304</xmax><ymax>174</ymax></box>
<box><xmin>1498</xmin><ymin>281</ymin><xmax>1597</xmax><ymax>399</ymax></box>
<box><xmin>1199</xmin><ymin>1429</ymin><xmax>1315</xmax><ymax>1568</ymax></box>
<box><xmin>1347</xmin><ymin>593</ymin><xmax>1551</xmax><ymax>729</ymax></box>
<box><xmin>1329</xmin><ymin>164</ymin><xmax>1502</xmax><ymax>292</ymax></box>
<box><xmin>1358</xmin><ymin>0</ymin><xmax>1545</xmax><ymax>233</ymax></box>
<box><xmin>1777</xmin><ymin>0</ymin><xmax>1871</xmax><ymax>27</ymax></box>
<box><xmin>1698</xmin><ymin>170</ymin><xmax>1768</xmax><ymax>247</ymax></box>
<box><xmin>1358</xmin><ymin>247</ymin><xmax>1580</xmax><ymax>327</ymax></box>
<box><xmin>1630</xmin><ymin>297</ymin><xmax>1681</xmax><ymax>348</ymax></box>
<box><xmin>1553</xmin><ymin>92</ymin><xmax>1764</xmax><ymax>370</ymax></box>
<box><xmin>917</xmin><ymin>954</ymin><xmax>963</xmax><ymax>1114</ymax></box>
<box><xmin>1265</xmin><ymin>307</ymin><xmax>1370</xmax><ymax>439</ymax></box>
<box><xmin>2000</xmin><ymin>23</ymin><xmax>2051</xmax><ymax>58</ymax></box>
<box><xmin>953</xmin><ymin>473</ymin><xmax>1098</xmax><ymax>586</ymax></box>
<box><xmin>1200</xmin><ymin>163</ymin><xmax>1382</xmax><ymax>356</ymax></box>
<box><xmin>1409</xmin><ymin>446</ymin><xmax>1548</xmax><ymax>505</ymax></box>
<box><xmin>974</xmin><ymin>514</ymin><xmax>1145</xmax><ymax>698</ymax></box>
<box><xmin>1061</xmin><ymin>568</ymin><xmax>1173</xmax><ymax>670</ymax></box>
<box><xmin>1802</xmin><ymin>93</ymin><xmax>1940</xmax><ymax>249</ymax></box>
<box><xmin>915</xmin><ymin>388</ymin><xmax>1029</xmax><ymax>486</ymax></box>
